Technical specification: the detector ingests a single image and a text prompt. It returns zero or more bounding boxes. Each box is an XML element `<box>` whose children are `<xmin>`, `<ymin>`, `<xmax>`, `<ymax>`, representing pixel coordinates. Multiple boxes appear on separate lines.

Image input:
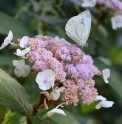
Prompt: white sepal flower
<box><xmin>81</xmin><ymin>0</ymin><xmax>97</xmax><ymax>7</ymax></box>
<box><xmin>111</xmin><ymin>15</ymin><xmax>122</xmax><ymax>30</ymax></box>
<box><xmin>14</xmin><ymin>47</ymin><xmax>30</xmax><ymax>57</ymax></box>
<box><xmin>36</xmin><ymin>69</ymin><xmax>55</xmax><ymax>90</ymax></box>
<box><xmin>0</xmin><ymin>30</ymin><xmax>13</xmax><ymax>50</ymax></box>
<box><xmin>102</xmin><ymin>68</ymin><xmax>110</xmax><ymax>83</ymax></box>
<box><xmin>13</xmin><ymin>59</ymin><xmax>30</xmax><ymax>77</ymax></box>
<box><xmin>94</xmin><ymin>95</ymin><xmax>106</xmax><ymax>101</ymax></box>
<box><xmin>47</xmin><ymin>103</ymin><xmax>66</xmax><ymax>116</ymax></box>
<box><xmin>47</xmin><ymin>108</ymin><xmax>66</xmax><ymax>116</ymax></box>
<box><xmin>50</xmin><ymin>86</ymin><xmax>65</xmax><ymax>100</ymax></box>
<box><xmin>95</xmin><ymin>100</ymin><xmax>114</xmax><ymax>109</ymax></box>
<box><xmin>20</xmin><ymin>36</ymin><xmax>29</xmax><ymax>48</ymax></box>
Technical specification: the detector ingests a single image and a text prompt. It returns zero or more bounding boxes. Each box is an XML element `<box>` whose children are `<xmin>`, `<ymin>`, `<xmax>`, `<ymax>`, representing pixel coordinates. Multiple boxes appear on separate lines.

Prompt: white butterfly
<box><xmin>65</xmin><ymin>10</ymin><xmax>91</xmax><ymax>47</ymax></box>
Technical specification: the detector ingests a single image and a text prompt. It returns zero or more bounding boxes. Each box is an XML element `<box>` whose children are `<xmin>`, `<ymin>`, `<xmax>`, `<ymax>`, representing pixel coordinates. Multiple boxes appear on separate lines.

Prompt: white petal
<box><xmin>101</xmin><ymin>101</ymin><xmax>114</xmax><ymax>108</ymax></box>
<box><xmin>15</xmin><ymin>49</ymin><xmax>22</xmax><ymax>56</ymax></box>
<box><xmin>47</xmin><ymin>108</ymin><xmax>66</xmax><ymax>116</ymax></box>
<box><xmin>22</xmin><ymin>65</ymin><xmax>30</xmax><ymax>77</ymax></box>
<box><xmin>96</xmin><ymin>100</ymin><xmax>114</xmax><ymax>109</ymax></box>
<box><xmin>0</xmin><ymin>30</ymin><xmax>13</xmax><ymax>50</ymax></box>
<box><xmin>20</xmin><ymin>36</ymin><xmax>29</xmax><ymax>48</ymax></box>
<box><xmin>95</xmin><ymin>102</ymin><xmax>102</xmax><ymax>109</ymax></box>
<box><xmin>50</xmin><ymin>87</ymin><xmax>65</xmax><ymax>100</ymax></box>
<box><xmin>47</xmin><ymin>109</ymin><xmax>54</xmax><ymax>116</ymax></box>
<box><xmin>14</xmin><ymin>68</ymin><xmax>25</xmax><ymax>77</ymax></box>
<box><xmin>94</xmin><ymin>95</ymin><xmax>106</xmax><ymax>101</ymax></box>
<box><xmin>54</xmin><ymin>86</ymin><xmax>65</xmax><ymax>92</ymax></box>
<box><xmin>102</xmin><ymin>69</ymin><xmax>110</xmax><ymax>83</ymax></box>
<box><xmin>111</xmin><ymin>15</ymin><xmax>122</xmax><ymax>30</ymax></box>
<box><xmin>19</xmin><ymin>59</ymin><xmax>26</xmax><ymax>67</ymax></box>
<box><xmin>7</xmin><ymin>30</ymin><xmax>13</xmax><ymax>41</ymax></box>
<box><xmin>14</xmin><ymin>47</ymin><xmax>30</xmax><ymax>57</ymax></box>
<box><xmin>36</xmin><ymin>69</ymin><xmax>55</xmax><ymax>90</ymax></box>
<box><xmin>13</xmin><ymin>60</ymin><xmax>22</xmax><ymax>69</ymax></box>
<box><xmin>82</xmin><ymin>0</ymin><xmax>97</xmax><ymax>7</ymax></box>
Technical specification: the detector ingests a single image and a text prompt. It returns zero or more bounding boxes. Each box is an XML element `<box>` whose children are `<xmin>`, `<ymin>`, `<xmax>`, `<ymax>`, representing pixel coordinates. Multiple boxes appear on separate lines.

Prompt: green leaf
<box><xmin>70</xmin><ymin>0</ymin><xmax>82</xmax><ymax>6</ymax></box>
<box><xmin>79</xmin><ymin>101</ymin><xmax>97</xmax><ymax>114</ymax></box>
<box><xmin>0</xmin><ymin>68</ymin><xmax>33</xmax><ymax>116</ymax></box>
<box><xmin>32</xmin><ymin>1</ymin><xmax>41</xmax><ymax>12</ymax></box>
<box><xmin>0</xmin><ymin>11</ymin><xmax>35</xmax><ymax>40</ymax></box>
<box><xmin>2</xmin><ymin>110</ymin><xmax>26</xmax><ymax>124</ymax></box>
<box><xmin>0</xmin><ymin>105</ymin><xmax>6</xmax><ymax>123</ymax></box>
<box><xmin>32</xmin><ymin>116</ymin><xmax>58</xmax><ymax>124</ymax></box>
<box><xmin>109</xmin><ymin>47</ymin><xmax>122</xmax><ymax>65</ymax></box>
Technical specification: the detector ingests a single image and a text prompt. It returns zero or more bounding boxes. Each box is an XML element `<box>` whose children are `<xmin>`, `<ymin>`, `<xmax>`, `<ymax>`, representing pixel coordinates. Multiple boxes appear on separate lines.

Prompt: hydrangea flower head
<box><xmin>1</xmin><ymin>28</ymin><xmax>113</xmax><ymax>117</ymax></box>
<box><xmin>16</xmin><ymin>34</ymin><xmax>112</xmax><ymax>108</ymax></box>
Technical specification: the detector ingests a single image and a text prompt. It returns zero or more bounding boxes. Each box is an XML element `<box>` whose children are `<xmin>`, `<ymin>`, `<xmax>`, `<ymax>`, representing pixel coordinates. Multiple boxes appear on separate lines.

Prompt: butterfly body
<box><xmin>65</xmin><ymin>10</ymin><xmax>91</xmax><ymax>47</ymax></box>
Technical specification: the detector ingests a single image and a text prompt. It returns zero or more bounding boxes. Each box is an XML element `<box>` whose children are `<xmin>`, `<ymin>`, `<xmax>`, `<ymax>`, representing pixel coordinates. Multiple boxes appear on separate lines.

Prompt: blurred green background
<box><xmin>0</xmin><ymin>0</ymin><xmax>122</xmax><ymax>124</ymax></box>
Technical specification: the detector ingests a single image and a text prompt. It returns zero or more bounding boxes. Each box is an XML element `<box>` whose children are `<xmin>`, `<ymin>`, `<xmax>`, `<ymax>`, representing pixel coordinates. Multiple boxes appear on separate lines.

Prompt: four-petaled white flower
<box><xmin>0</xmin><ymin>30</ymin><xmax>14</xmax><ymax>50</ymax></box>
<box><xmin>111</xmin><ymin>15</ymin><xmax>122</xmax><ymax>30</ymax></box>
<box><xmin>81</xmin><ymin>0</ymin><xmax>97</xmax><ymax>7</ymax></box>
<box><xmin>20</xmin><ymin>36</ymin><xmax>29</xmax><ymax>48</ymax></box>
<box><xmin>14</xmin><ymin>47</ymin><xmax>30</xmax><ymax>58</ymax></box>
<box><xmin>50</xmin><ymin>86</ymin><xmax>65</xmax><ymax>100</ymax></box>
<box><xmin>47</xmin><ymin>103</ymin><xmax>66</xmax><ymax>116</ymax></box>
<box><xmin>102</xmin><ymin>68</ymin><xmax>110</xmax><ymax>83</ymax></box>
<box><xmin>94</xmin><ymin>95</ymin><xmax>114</xmax><ymax>109</ymax></box>
<box><xmin>96</xmin><ymin>100</ymin><xmax>114</xmax><ymax>109</ymax></box>
<box><xmin>13</xmin><ymin>59</ymin><xmax>30</xmax><ymax>77</ymax></box>
<box><xmin>36</xmin><ymin>69</ymin><xmax>55</xmax><ymax>90</ymax></box>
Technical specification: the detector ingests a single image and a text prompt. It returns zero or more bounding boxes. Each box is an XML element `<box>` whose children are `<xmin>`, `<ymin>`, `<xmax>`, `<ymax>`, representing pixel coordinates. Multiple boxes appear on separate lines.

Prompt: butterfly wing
<box><xmin>65</xmin><ymin>10</ymin><xmax>91</xmax><ymax>46</ymax></box>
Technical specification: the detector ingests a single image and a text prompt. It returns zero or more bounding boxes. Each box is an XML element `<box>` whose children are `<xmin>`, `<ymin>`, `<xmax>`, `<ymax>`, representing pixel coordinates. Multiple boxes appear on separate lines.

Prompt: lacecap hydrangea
<box><xmin>0</xmin><ymin>30</ymin><xmax>114</xmax><ymax>116</ymax></box>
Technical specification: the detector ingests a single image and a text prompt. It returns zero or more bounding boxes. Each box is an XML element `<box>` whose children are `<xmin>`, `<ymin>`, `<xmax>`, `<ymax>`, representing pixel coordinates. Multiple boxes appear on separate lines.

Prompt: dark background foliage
<box><xmin>0</xmin><ymin>0</ymin><xmax>122</xmax><ymax>124</ymax></box>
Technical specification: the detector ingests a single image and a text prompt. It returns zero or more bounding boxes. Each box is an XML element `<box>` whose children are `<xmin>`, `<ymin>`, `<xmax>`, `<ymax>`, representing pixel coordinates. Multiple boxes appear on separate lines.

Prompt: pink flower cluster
<box><xmin>97</xmin><ymin>0</ymin><xmax>122</xmax><ymax>15</ymax></box>
<box><xmin>24</xmin><ymin>35</ymin><xmax>101</xmax><ymax>105</ymax></box>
